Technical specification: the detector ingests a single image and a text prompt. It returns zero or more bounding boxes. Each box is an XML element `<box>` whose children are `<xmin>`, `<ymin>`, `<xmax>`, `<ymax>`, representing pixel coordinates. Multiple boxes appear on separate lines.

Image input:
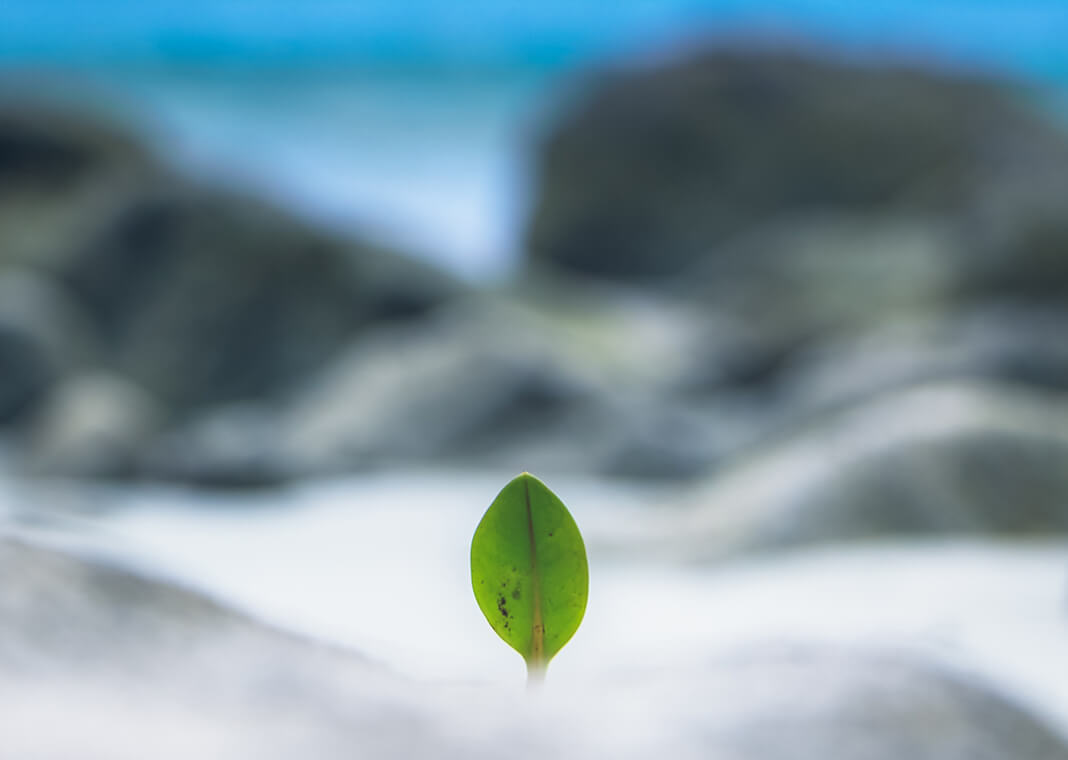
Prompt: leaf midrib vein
<box><xmin>524</xmin><ymin>476</ymin><xmax>545</xmax><ymax>666</ymax></box>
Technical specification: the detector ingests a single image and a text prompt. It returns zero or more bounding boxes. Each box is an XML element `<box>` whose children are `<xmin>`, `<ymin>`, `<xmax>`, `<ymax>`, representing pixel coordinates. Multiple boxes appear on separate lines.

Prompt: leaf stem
<box><xmin>526</xmin><ymin>659</ymin><xmax>547</xmax><ymax>689</ymax></box>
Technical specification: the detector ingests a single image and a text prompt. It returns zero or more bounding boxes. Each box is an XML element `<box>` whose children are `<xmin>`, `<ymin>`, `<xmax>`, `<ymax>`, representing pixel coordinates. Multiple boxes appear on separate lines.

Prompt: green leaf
<box><xmin>471</xmin><ymin>472</ymin><xmax>589</xmax><ymax>681</ymax></box>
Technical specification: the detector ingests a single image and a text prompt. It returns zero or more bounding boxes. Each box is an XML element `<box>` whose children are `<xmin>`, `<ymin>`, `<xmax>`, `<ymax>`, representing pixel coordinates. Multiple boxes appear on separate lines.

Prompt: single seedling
<box><xmin>471</xmin><ymin>472</ymin><xmax>589</xmax><ymax>684</ymax></box>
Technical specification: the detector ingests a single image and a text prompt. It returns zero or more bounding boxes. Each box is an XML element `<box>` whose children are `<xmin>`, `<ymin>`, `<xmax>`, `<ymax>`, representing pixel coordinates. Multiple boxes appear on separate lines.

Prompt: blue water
<box><xmin>2</xmin><ymin>1</ymin><xmax>1067</xmax><ymax>86</ymax></box>
<box><xmin>2</xmin><ymin>2</ymin><xmax>1066</xmax><ymax>278</ymax></box>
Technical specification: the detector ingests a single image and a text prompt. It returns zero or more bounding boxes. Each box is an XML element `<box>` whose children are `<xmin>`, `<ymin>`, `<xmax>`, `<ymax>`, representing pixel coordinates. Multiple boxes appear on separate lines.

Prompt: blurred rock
<box><xmin>2</xmin><ymin>536</ymin><xmax>1065</xmax><ymax>759</ymax></box>
<box><xmin>138</xmin><ymin>403</ymin><xmax>294</xmax><ymax>489</ymax></box>
<box><xmin>22</xmin><ymin>371</ymin><xmax>163</xmax><ymax>479</ymax></box>
<box><xmin>674</xmin><ymin>304</ymin><xmax>1068</xmax><ymax>428</ymax></box>
<box><xmin>4</xmin><ymin>72</ymin><xmax>1068</xmax><ymax>492</ymax></box>
<box><xmin>0</xmin><ymin>103</ymin><xmax>463</xmax><ymax>413</ymax></box>
<box><xmin>671</xmin><ymin>649</ymin><xmax>1068</xmax><ymax>760</ymax></box>
<box><xmin>677</xmin><ymin>214</ymin><xmax>958</xmax><ymax>340</ymax></box>
<box><xmin>527</xmin><ymin>48</ymin><xmax>1068</xmax><ymax>308</ymax></box>
<box><xmin>597</xmin><ymin>302</ymin><xmax>1068</xmax><ymax>486</ymax></box>
<box><xmin>0</xmin><ymin>316</ymin><xmax>54</xmax><ymax>426</ymax></box>
<box><xmin>119</xmin><ymin>290</ymin><xmax>734</xmax><ymax>484</ymax></box>
<box><xmin>0</xmin><ymin>102</ymin><xmax>151</xmax><ymax>190</ymax></box>
<box><xmin>0</xmin><ymin>333</ymin><xmax>47</xmax><ymax>424</ymax></box>
<box><xmin>519</xmin><ymin>46</ymin><xmax>1068</xmax><ymax>493</ymax></box>
<box><xmin>779</xmin><ymin>306</ymin><xmax>1068</xmax><ymax>410</ymax></box>
<box><xmin>0</xmin><ymin>103</ymin><xmax>157</xmax><ymax>268</ymax></box>
<box><xmin>280</xmin><ymin>301</ymin><xmax>610</xmax><ymax>475</ymax></box>
<box><xmin>0</xmin><ymin>270</ymin><xmax>98</xmax><ymax>424</ymax></box>
<box><xmin>666</xmin><ymin>382</ymin><xmax>1068</xmax><ymax>558</ymax></box>
<box><xmin>53</xmin><ymin>187</ymin><xmax>464</xmax><ymax>412</ymax></box>
<box><xmin>127</xmin><ymin>293</ymin><xmax>1068</xmax><ymax>487</ymax></box>
<box><xmin>0</xmin><ymin>535</ymin><xmax>317</xmax><ymax>670</ymax></box>
<box><xmin>597</xmin><ymin>402</ymin><xmax>725</xmax><ymax>480</ymax></box>
<box><xmin>0</xmin><ymin>535</ymin><xmax>398</xmax><ymax>759</ymax></box>
<box><xmin>276</xmin><ymin>292</ymin><xmax>756</xmax><ymax>480</ymax></box>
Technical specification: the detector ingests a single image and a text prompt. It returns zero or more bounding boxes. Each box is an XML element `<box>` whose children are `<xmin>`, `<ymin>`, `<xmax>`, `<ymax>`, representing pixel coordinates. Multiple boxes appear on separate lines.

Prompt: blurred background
<box><xmin>1</xmin><ymin>2</ymin><xmax>1068</xmax><ymax>758</ymax></box>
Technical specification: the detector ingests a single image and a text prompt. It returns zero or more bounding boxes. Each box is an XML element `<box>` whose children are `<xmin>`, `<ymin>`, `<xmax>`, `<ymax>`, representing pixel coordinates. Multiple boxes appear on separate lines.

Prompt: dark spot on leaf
<box><xmin>511</xmin><ymin>586</ymin><xmax>521</xmax><ymax>600</ymax></box>
<box><xmin>497</xmin><ymin>595</ymin><xmax>509</xmax><ymax>619</ymax></box>
<box><xmin>548</xmin><ymin>532</ymin><xmax>554</xmax><ymax>537</ymax></box>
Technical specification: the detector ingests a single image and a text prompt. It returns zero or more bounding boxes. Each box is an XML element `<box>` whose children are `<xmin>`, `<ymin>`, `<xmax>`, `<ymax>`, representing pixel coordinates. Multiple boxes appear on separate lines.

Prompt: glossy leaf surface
<box><xmin>471</xmin><ymin>473</ymin><xmax>588</xmax><ymax>677</ymax></box>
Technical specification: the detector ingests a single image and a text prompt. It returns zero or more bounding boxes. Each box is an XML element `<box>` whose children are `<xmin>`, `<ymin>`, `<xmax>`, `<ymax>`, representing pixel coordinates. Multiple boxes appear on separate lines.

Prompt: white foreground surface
<box><xmin>4</xmin><ymin>470</ymin><xmax>1066</xmax><ymax>736</ymax></box>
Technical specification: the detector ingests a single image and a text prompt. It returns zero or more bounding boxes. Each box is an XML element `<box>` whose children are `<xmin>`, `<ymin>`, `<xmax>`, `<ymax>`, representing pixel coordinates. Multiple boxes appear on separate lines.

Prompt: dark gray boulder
<box><xmin>53</xmin><ymin>187</ymin><xmax>461</xmax><ymax>411</ymax></box>
<box><xmin>526</xmin><ymin>48</ymin><xmax>1068</xmax><ymax>306</ymax></box>
<box><xmin>0</xmin><ymin>102</ymin><xmax>157</xmax><ymax>275</ymax></box>
<box><xmin>666</xmin><ymin>382</ymin><xmax>1068</xmax><ymax>557</ymax></box>
<box><xmin>0</xmin><ymin>103</ymin><xmax>464</xmax><ymax>426</ymax></box>
<box><xmin>0</xmin><ymin>102</ymin><xmax>152</xmax><ymax>192</ymax></box>
<box><xmin>136</xmin><ymin>402</ymin><xmax>294</xmax><ymax>488</ymax></box>
<box><xmin>20</xmin><ymin>371</ymin><xmax>162</xmax><ymax>479</ymax></box>
<box><xmin>278</xmin><ymin>301</ymin><xmax>609</xmax><ymax>475</ymax></box>
<box><xmin>0</xmin><ymin>270</ymin><xmax>98</xmax><ymax>425</ymax></box>
<box><xmin>0</xmin><ymin>321</ymin><xmax>53</xmax><ymax>425</ymax></box>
